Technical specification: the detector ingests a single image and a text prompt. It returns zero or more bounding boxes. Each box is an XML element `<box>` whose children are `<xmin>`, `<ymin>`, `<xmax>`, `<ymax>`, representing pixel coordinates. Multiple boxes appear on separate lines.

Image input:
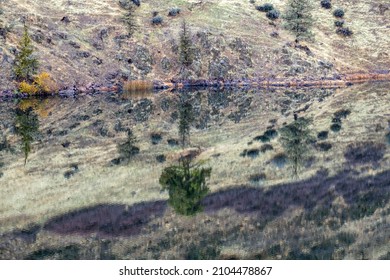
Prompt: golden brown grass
<box><xmin>123</xmin><ymin>80</ymin><xmax>154</xmax><ymax>93</ymax></box>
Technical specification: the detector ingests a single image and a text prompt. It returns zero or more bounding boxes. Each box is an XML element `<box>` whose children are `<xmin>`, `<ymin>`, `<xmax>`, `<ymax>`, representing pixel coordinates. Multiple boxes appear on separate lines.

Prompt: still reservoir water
<box><xmin>0</xmin><ymin>83</ymin><xmax>389</xmax><ymax>259</ymax></box>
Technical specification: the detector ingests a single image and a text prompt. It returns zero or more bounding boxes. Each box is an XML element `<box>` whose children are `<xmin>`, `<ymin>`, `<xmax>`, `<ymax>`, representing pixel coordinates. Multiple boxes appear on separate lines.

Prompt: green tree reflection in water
<box><xmin>159</xmin><ymin>157</ymin><xmax>211</xmax><ymax>216</ymax></box>
<box><xmin>15</xmin><ymin>106</ymin><xmax>39</xmax><ymax>165</ymax></box>
<box><xmin>279</xmin><ymin>116</ymin><xmax>314</xmax><ymax>178</ymax></box>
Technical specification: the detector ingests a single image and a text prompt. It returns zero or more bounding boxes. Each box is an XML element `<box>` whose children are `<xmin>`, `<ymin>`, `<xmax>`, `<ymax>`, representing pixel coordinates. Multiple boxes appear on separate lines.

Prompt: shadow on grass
<box><xmin>203</xmin><ymin>168</ymin><xmax>390</xmax><ymax>223</ymax></box>
<box><xmin>43</xmin><ymin>201</ymin><xmax>167</xmax><ymax>237</ymax></box>
<box><xmin>39</xmin><ymin>169</ymin><xmax>390</xmax><ymax>239</ymax></box>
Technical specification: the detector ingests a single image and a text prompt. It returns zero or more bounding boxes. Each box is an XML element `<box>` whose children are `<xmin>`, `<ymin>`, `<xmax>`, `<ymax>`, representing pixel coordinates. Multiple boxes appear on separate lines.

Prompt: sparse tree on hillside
<box><xmin>179</xmin><ymin>20</ymin><xmax>195</xmax><ymax>67</ymax></box>
<box><xmin>279</xmin><ymin>116</ymin><xmax>314</xmax><ymax>178</ymax></box>
<box><xmin>283</xmin><ymin>0</ymin><xmax>314</xmax><ymax>41</ymax></box>
<box><xmin>14</xmin><ymin>25</ymin><xmax>38</xmax><ymax>81</ymax></box>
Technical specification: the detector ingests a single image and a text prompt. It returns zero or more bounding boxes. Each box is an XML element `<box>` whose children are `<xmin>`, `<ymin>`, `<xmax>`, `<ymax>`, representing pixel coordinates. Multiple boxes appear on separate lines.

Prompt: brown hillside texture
<box><xmin>0</xmin><ymin>0</ymin><xmax>389</xmax><ymax>90</ymax></box>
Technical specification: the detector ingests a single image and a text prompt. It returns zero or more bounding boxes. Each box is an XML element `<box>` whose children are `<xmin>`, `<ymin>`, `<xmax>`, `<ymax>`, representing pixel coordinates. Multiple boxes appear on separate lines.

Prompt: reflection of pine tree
<box><xmin>279</xmin><ymin>117</ymin><xmax>314</xmax><ymax>178</ymax></box>
<box><xmin>15</xmin><ymin>107</ymin><xmax>39</xmax><ymax>165</ymax></box>
<box><xmin>14</xmin><ymin>25</ymin><xmax>38</xmax><ymax>81</ymax></box>
<box><xmin>159</xmin><ymin>158</ymin><xmax>211</xmax><ymax>216</ymax></box>
<box><xmin>178</xmin><ymin>100</ymin><xmax>194</xmax><ymax>147</ymax></box>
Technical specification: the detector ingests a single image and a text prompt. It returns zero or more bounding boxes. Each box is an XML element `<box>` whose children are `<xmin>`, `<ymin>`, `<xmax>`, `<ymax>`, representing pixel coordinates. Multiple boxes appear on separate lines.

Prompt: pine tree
<box><xmin>283</xmin><ymin>0</ymin><xmax>314</xmax><ymax>41</ymax></box>
<box><xmin>179</xmin><ymin>20</ymin><xmax>194</xmax><ymax>67</ymax></box>
<box><xmin>14</xmin><ymin>25</ymin><xmax>38</xmax><ymax>81</ymax></box>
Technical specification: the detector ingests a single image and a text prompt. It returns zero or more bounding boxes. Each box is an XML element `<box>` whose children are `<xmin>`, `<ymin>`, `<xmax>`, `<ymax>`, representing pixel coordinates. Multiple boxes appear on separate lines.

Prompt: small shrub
<box><xmin>320</xmin><ymin>0</ymin><xmax>331</xmax><ymax>9</ymax></box>
<box><xmin>156</xmin><ymin>154</ymin><xmax>166</xmax><ymax>163</ymax></box>
<box><xmin>334</xmin><ymin>20</ymin><xmax>344</xmax><ymax>27</ymax></box>
<box><xmin>151</xmin><ymin>16</ymin><xmax>163</xmax><ymax>25</ymax></box>
<box><xmin>336</xmin><ymin>27</ymin><xmax>353</xmax><ymax>37</ymax></box>
<box><xmin>333</xmin><ymin>8</ymin><xmax>345</xmax><ymax>18</ymax></box>
<box><xmin>168</xmin><ymin>7</ymin><xmax>181</xmax><ymax>17</ymax></box>
<box><xmin>256</xmin><ymin>4</ymin><xmax>274</xmax><ymax>12</ymax></box>
<box><xmin>260</xmin><ymin>144</ymin><xmax>274</xmax><ymax>153</ymax></box>
<box><xmin>250</xmin><ymin>0</ymin><xmax>256</xmax><ymax>4</ymax></box>
<box><xmin>150</xmin><ymin>133</ymin><xmax>162</xmax><ymax>145</ymax></box>
<box><xmin>249</xmin><ymin>173</ymin><xmax>266</xmax><ymax>183</ymax></box>
<box><xmin>330</xmin><ymin>123</ymin><xmax>342</xmax><ymax>132</ymax></box>
<box><xmin>19</xmin><ymin>81</ymin><xmax>39</xmax><ymax>94</ymax></box>
<box><xmin>254</xmin><ymin>135</ymin><xmax>270</xmax><ymax>143</ymax></box>
<box><xmin>316</xmin><ymin>142</ymin><xmax>332</xmax><ymax>152</ymax></box>
<box><xmin>266</xmin><ymin>9</ymin><xmax>280</xmax><ymax>20</ymax></box>
<box><xmin>271</xmin><ymin>153</ymin><xmax>288</xmax><ymax>168</ymax></box>
<box><xmin>264</xmin><ymin>129</ymin><xmax>278</xmax><ymax>139</ymax></box>
<box><xmin>386</xmin><ymin>132</ymin><xmax>390</xmax><ymax>145</ymax></box>
<box><xmin>247</xmin><ymin>148</ymin><xmax>260</xmax><ymax>158</ymax></box>
<box><xmin>317</xmin><ymin>131</ymin><xmax>329</xmax><ymax>140</ymax></box>
<box><xmin>167</xmin><ymin>138</ymin><xmax>179</xmax><ymax>146</ymax></box>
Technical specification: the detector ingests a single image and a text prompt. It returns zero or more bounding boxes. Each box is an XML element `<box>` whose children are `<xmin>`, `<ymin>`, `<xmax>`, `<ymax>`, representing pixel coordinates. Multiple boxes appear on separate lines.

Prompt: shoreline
<box><xmin>1</xmin><ymin>72</ymin><xmax>389</xmax><ymax>99</ymax></box>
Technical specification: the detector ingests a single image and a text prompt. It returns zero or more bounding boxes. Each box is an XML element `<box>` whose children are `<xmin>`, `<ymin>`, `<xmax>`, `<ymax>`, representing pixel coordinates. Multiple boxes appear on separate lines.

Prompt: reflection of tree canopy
<box><xmin>15</xmin><ymin>106</ymin><xmax>39</xmax><ymax>165</ymax></box>
<box><xmin>279</xmin><ymin>117</ymin><xmax>314</xmax><ymax>178</ymax></box>
<box><xmin>159</xmin><ymin>158</ymin><xmax>211</xmax><ymax>216</ymax></box>
<box><xmin>178</xmin><ymin>100</ymin><xmax>194</xmax><ymax>147</ymax></box>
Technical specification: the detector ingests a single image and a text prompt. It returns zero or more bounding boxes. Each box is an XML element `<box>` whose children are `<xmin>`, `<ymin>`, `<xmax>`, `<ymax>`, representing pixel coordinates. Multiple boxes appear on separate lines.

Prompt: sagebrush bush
<box><xmin>123</xmin><ymin>80</ymin><xmax>153</xmax><ymax>92</ymax></box>
<box><xmin>151</xmin><ymin>16</ymin><xmax>163</xmax><ymax>25</ymax></box>
<box><xmin>266</xmin><ymin>9</ymin><xmax>280</xmax><ymax>20</ymax></box>
<box><xmin>334</xmin><ymin>20</ymin><xmax>344</xmax><ymax>27</ymax></box>
<box><xmin>336</xmin><ymin>27</ymin><xmax>353</xmax><ymax>37</ymax></box>
<box><xmin>168</xmin><ymin>7</ymin><xmax>181</xmax><ymax>17</ymax></box>
<box><xmin>320</xmin><ymin>0</ymin><xmax>331</xmax><ymax>9</ymax></box>
<box><xmin>34</xmin><ymin>72</ymin><xmax>58</xmax><ymax>93</ymax></box>
<box><xmin>256</xmin><ymin>4</ymin><xmax>274</xmax><ymax>12</ymax></box>
<box><xmin>333</xmin><ymin>8</ymin><xmax>345</xmax><ymax>18</ymax></box>
<box><xmin>19</xmin><ymin>81</ymin><xmax>38</xmax><ymax>94</ymax></box>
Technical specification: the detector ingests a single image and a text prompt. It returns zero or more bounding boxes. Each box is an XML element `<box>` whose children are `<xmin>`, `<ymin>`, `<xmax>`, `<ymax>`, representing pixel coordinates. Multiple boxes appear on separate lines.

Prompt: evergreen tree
<box><xmin>14</xmin><ymin>25</ymin><xmax>38</xmax><ymax>81</ymax></box>
<box><xmin>121</xmin><ymin>3</ymin><xmax>138</xmax><ymax>36</ymax></box>
<box><xmin>279</xmin><ymin>116</ymin><xmax>314</xmax><ymax>178</ymax></box>
<box><xmin>15</xmin><ymin>106</ymin><xmax>39</xmax><ymax>165</ymax></box>
<box><xmin>178</xmin><ymin>100</ymin><xmax>194</xmax><ymax>147</ymax></box>
<box><xmin>159</xmin><ymin>158</ymin><xmax>211</xmax><ymax>216</ymax></box>
<box><xmin>283</xmin><ymin>0</ymin><xmax>314</xmax><ymax>41</ymax></box>
<box><xmin>179</xmin><ymin>20</ymin><xmax>194</xmax><ymax>67</ymax></box>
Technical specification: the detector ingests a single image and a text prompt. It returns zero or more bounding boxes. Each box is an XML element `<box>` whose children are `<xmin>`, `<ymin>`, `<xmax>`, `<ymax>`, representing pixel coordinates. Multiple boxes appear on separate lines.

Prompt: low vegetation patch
<box><xmin>344</xmin><ymin>141</ymin><xmax>386</xmax><ymax>166</ymax></box>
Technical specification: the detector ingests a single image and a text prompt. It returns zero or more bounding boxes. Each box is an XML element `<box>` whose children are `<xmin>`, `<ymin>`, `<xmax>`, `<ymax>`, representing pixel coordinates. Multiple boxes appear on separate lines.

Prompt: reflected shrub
<box><xmin>151</xmin><ymin>16</ymin><xmax>163</xmax><ymax>25</ymax></box>
<box><xmin>330</xmin><ymin>123</ymin><xmax>341</xmax><ymax>132</ymax></box>
<box><xmin>266</xmin><ymin>9</ymin><xmax>280</xmax><ymax>20</ymax></box>
<box><xmin>316</xmin><ymin>142</ymin><xmax>332</xmax><ymax>152</ymax></box>
<box><xmin>260</xmin><ymin>144</ymin><xmax>273</xmax><ymax>153</ymax></box>
<box><xmin>334</xmin><ymin>20</ymin><xmax>344</xmax><ymax>27</ymax></box>
<box><xmin>317</xmin><ymin>131</ymin><xmax>328</xmax><ymax>140</ymax></box>
<box><xmin>159</xmin><ymin>158</ymin><xmax>211</xmax><ymax>216</ymax></box>
<box><xmin>271</xmin><ymin>153</ymin><xmax>288</xmax><ymax>168</ymax></box>
<box><xmin>333</xmin><ymin>8</ymin><xmax>345</xmax><ymax>18</ymax></box>
<box><xmin>256</xmin><ymin>4</ymin><xmax>274</xmax><ymax>12</ymax></box>
<box><xmin>249</xmin><ymin>173</ymin><xmax>266</xmax><ymax>183</ymax></box>
<box><xmin>168</xmin><ymin>8</ymin><xmax>181</xmax><ymax>17</ymax></box>
<box><xmin>320</xmin><ymin>0</ymin><xmax>331</xmax><ymax>9</ymax></box>
<box><xmin>336</xmin><ymin>27</ymin><xmax>353</xmax><ymax>37</ymax></box>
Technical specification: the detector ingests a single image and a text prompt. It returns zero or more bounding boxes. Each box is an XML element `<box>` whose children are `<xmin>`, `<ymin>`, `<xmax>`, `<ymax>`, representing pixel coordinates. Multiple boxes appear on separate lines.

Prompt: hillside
<box><xmin>0</xmin><ymin>0</ymin><xmax>389</xmax><ymax>90</ymax></box>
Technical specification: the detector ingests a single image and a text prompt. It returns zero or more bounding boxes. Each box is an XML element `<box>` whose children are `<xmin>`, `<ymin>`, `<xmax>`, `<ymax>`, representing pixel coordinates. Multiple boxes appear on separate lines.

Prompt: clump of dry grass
<box><xmin>123</xmin><ymin>80</ymin><xmax>153</xmax><ymax>93</ymax></box>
